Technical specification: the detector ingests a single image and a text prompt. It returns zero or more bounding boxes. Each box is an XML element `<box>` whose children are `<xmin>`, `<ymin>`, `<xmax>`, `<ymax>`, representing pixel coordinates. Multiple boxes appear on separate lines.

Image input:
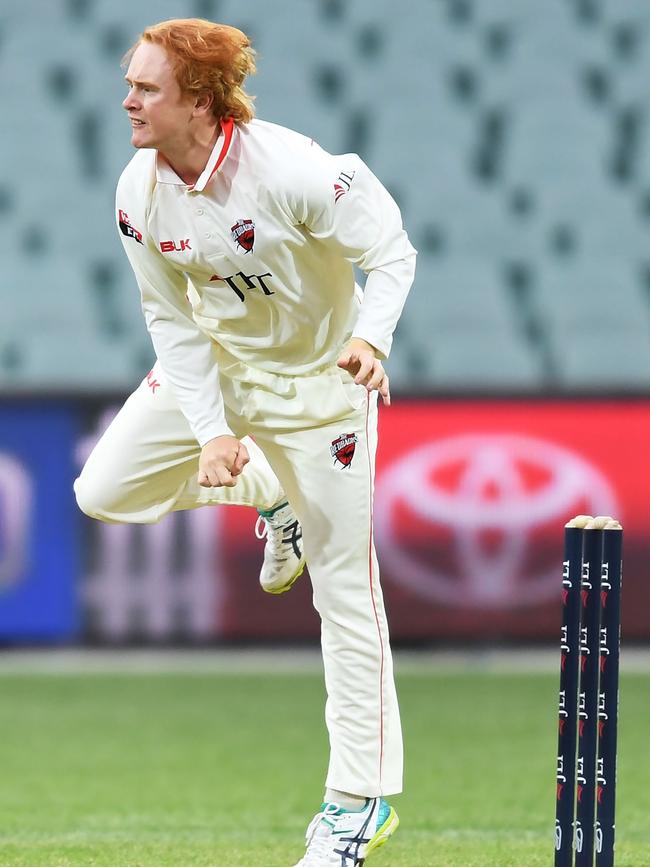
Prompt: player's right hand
<box><xmin>198</xmin><ymin>435</ymin><xmax>249</xmax><ymax>487</ymax></box>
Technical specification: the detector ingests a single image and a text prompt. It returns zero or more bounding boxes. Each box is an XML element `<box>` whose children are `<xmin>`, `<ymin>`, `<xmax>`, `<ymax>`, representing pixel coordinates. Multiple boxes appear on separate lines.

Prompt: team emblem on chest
<box><xmin>231</xmin><ymin>218</ymin><xmax>255</xmax><ymax>253</ymax></box>
<box><xmin>330</xmin><ymin>433</ymin><xmax>358</xmax><ymax>468</ymax></box>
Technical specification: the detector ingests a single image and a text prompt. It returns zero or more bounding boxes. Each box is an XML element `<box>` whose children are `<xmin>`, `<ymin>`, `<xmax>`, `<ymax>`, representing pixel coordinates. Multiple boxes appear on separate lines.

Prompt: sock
<box><xmin>324</xmin><ymin>789</ymin><xmax>367</xmax><ymax>812</ymax></box>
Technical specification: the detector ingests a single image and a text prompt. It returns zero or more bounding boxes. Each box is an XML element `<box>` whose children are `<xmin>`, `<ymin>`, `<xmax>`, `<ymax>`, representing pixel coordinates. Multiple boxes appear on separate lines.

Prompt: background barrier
<box><xmin>2</xmin><ymin>396</ymin><xmax>645</xmax><ymax>643</ymax></box>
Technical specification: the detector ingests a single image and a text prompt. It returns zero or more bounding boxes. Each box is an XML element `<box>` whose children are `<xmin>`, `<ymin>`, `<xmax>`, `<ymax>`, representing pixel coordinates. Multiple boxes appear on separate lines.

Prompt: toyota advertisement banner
<box><xmin>372</xmin><ymin>401</ymin><xmax>641</xmax><ymax>642</ymax></box>
<box><xmin>69</xmin><ymin>398</ymin><xmax>649</xmax><ymax>644</ymax></box>
<box><xmin>1</xmin><ymin>398</ymin><xmax>647</xmax><ymax>643</ymax></box>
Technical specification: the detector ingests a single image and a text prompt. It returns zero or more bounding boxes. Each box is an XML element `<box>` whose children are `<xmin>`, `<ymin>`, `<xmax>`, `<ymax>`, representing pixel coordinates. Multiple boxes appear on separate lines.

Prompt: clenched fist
<box><xmin>198</xmin><ymin>435</ymin><xmax>249</xmax><ymax>487</ymax></box>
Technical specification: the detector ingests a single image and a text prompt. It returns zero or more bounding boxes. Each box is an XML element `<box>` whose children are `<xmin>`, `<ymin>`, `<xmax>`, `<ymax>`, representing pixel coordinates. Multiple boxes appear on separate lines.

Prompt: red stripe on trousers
<box><xmin>365</xmin><ymin>391</ymin><xmax>385</xmax><ymax>788</ymax></box>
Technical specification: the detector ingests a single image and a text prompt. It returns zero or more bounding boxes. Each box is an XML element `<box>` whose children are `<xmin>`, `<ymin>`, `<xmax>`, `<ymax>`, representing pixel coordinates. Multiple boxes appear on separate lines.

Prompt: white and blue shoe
<box><xmin>292</xmin><ymin>798</ymin><xmax>399</xmax><ymax>866</ymax></box>
<box><xmin>255</xmin><ymin>501</ymin><xmax>306</xmax><ymax>594</ymax></box>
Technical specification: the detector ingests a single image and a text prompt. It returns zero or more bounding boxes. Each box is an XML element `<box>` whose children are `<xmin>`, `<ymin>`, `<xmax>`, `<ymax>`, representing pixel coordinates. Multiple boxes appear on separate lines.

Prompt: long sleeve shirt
<box><xmin>116</xmin><ymin>117</ymin><xmax>416</xmax><ymax>445</ymax></box>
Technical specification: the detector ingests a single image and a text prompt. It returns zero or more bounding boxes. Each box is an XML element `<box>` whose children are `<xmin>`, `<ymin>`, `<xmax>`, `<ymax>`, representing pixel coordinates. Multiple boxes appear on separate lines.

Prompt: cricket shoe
<box><xmin>255</xmin><ymin>500</ymin><xmax>305</xmax><ymax>594</ymax></box>
<box><xmin>291</xmin><ymin>798</ymin><xmax>399</xmax><ymax>867</ymax></box>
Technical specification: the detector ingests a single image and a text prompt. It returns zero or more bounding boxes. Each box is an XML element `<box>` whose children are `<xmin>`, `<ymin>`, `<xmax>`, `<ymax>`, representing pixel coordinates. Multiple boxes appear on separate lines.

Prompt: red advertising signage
<box><xmin>216</xmin><ymin>400</ymin><xmax>648</xmax><ymax>642</ymax></box>
<box><xmin>79</xmin><ymin>400</ymin><xmax>649</xmax><ymax>643</ymax></box>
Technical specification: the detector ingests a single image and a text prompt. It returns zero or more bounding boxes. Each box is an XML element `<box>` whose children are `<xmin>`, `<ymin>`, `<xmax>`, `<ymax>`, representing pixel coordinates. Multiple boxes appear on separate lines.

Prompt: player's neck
<box><xmin>159</xmin><ymin>122</ymin><xmax>221</xmax><ymax>186</ymax></box>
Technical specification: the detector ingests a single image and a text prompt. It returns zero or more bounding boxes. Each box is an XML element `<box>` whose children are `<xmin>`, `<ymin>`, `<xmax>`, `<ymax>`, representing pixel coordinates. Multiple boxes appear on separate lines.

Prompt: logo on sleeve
<box><xmin>330</xmin><ymin>433</ymin><xmax>358</xmax><ymax>468</ymax></box>
<box><xmin>231</xmin><ymin>218</ymin><xmax>255</xmax><ymax>253</ymax></box>
<box><xmin>334</xmin><ymin>170</ymin><xmax>356</xmax><ymax>203</ymax></box>
<box><xmin>118</xmin><ymin>209</ymin><xmax>143</xmax><ymax>244</ymax></box>
<box><xmin>146</xmin><ymin>369</ymin><xmax>161</xmax><ymax>394</ymax></box>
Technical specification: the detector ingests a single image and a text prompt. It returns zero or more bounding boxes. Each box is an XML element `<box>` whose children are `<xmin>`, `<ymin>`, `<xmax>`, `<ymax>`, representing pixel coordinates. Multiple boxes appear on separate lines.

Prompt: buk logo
<box><xmin>146</xmin><ymin>370</ymin><xmax>161</xmax><ymax>394</ymax></box>
<box><xmin>374</xmin><ymin>434</ymin><xmax>618</xmax><ymax>608</ymax></box>
<box><xmin>160</xmin><ymin>239</ymin><xmax>191</xmax><ymax>253</ymax></box>
<box><xmin>0</xmin><ymin>453</ymin><xmax>32</xmax><ymax>591</ymax></box>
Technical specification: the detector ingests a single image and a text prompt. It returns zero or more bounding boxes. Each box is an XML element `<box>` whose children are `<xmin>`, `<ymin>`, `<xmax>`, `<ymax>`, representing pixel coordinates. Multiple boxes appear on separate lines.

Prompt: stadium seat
<box><xmin>534</xmin><ymin>261</ymin><xmax>650</xmax><ymax>338</ymax></box>
<box><xmin>14</xmin><ymin>332</ymin><xmax>144</xmax><ymax>390</ymax></box>
<box><xmin>430</xmin><ymin>330</ymin><xmax>543</xmax><ymax>389</ymax></box>
<box><xmin>4</xmin><ymin>0</ymin><xmax>650</xmax><ymax>394</ymax></box>
<box><xmin>402</xmin><ymin>259</ymin><xmax>519</xmax><ymax>341</ymax></box>
<box><xmin>551</xmin><ymin>330</ymin><xmax>650</xmax><ymax>389</ymax></box>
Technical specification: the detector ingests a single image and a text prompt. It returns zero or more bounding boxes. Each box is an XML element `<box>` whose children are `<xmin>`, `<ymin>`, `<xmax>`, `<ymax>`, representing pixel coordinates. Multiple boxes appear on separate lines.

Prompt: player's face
<box><xmin>123</xmin><ymin>42</ymin><xmax>195</xmax><ymax>151</ymax></box>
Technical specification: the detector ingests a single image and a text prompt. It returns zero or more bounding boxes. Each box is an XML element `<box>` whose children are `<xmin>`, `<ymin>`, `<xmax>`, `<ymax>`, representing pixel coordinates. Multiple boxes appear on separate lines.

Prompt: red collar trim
<box><xmin>189</xmin><ymin>117</ymin><xmax>235</xmax><ymax>192</ymax></box>
<box><xmin>213</xmin><ymin>117</ymin><xmax>234</xmax><ymax>175</ymax></box>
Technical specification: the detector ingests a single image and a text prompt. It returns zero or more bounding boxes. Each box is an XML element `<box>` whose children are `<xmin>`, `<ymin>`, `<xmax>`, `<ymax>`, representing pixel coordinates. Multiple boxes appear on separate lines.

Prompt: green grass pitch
<box><xmin>0</xmin><ymin>666</ymin><xmax>648</xmax><ymax>866</ymax></box>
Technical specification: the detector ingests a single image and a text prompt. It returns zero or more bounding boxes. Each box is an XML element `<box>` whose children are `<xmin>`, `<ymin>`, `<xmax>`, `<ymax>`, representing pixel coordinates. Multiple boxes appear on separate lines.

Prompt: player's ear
<box><xmin>193</xmin><ymin>89</ymin><xmax>214</xmax><ymax>117</ymax></box>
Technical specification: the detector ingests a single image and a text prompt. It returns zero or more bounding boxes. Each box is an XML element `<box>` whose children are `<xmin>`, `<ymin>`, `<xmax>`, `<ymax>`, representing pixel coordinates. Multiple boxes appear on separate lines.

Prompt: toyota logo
<box><xmin>374</xmin><ymin>434</ymin><xmax>619</xmax><ymax>608</ymax></box>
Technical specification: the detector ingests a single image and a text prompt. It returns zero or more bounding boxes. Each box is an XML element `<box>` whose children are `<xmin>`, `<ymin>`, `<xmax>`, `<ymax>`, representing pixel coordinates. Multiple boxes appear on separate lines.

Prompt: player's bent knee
<box><xmin>73</xmin><ymin>474</ymin><xmax>122</xmax><ymax>523</ymax></box>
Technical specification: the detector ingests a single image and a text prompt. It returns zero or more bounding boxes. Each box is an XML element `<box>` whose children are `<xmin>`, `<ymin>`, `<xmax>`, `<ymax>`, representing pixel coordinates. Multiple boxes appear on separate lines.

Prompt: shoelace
<box><xmin>255</xmin><ymin>514</ymin><xmax>302</xmax><ymax>559</ymax></box>
<box><xmin>301</xmin><ymin>804</ymin><xmax>343</xmax><ymax>865</ymax></box>
<box><xmin>255</xmin><ymin>515</ymin><xmax>283</xmax><ymax>551</ymax></box>
<box><xmin>254</xmin><ymin>515</ymin><xmax>268</xmax><ymax>541</ymax></box>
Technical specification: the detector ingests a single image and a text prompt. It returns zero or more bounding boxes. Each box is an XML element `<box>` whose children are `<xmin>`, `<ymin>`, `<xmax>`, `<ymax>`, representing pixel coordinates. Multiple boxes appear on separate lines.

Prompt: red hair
<box><xmin>123</xmin><ymin>18</ymin><xmax>256</xmax><ymax>123</ymax></box>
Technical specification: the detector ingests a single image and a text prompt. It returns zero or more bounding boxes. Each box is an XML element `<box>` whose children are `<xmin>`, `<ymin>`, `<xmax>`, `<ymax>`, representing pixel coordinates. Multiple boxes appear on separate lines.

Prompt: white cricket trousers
<box><xmin>75</xmin><ymin>355</ymin><xmax>403</xmax><ymax>797</ymax></box>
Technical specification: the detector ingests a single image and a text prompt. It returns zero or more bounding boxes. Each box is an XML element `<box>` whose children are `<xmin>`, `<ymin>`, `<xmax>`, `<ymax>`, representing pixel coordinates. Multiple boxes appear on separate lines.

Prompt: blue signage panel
<box><xmin>0</xmin><ymin>403</ymin><xmax>78</xmax><ymax>640</ymax></box>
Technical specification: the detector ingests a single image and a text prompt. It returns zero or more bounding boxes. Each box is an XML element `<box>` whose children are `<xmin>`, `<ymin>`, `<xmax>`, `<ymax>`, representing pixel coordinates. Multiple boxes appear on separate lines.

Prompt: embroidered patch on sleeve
<box><xmin>118</xmin><ymin>209</ymin><xmax>143</xmax><ymax>244</ymax></box>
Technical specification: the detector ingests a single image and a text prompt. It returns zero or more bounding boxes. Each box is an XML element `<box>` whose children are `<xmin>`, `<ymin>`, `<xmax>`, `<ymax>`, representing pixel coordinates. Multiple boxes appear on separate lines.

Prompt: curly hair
<box><xmin>123</xmin><ymin>18</ymin><xmax>256</xmax><ymax>123</ymax></box>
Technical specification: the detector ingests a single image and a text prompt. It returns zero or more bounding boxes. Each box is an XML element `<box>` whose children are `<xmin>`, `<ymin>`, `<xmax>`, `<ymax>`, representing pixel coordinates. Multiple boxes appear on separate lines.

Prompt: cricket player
<box><xmin>75</xmin><ymin>19</ymin><xmax>415</xmax><ymax>866</ymax></box>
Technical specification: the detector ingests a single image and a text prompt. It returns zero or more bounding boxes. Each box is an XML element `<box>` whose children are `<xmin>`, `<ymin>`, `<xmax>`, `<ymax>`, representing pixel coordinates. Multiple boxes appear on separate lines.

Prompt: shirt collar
<box><xmin>155</xmin><ymin>117</ymin><xmax>236</xmax><ymax>190</ymax></box>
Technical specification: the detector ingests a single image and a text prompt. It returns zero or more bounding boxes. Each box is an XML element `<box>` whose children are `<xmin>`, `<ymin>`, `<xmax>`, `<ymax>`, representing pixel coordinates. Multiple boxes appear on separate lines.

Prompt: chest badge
<box><xmin>231</xmin><ymin>218</ymin><xmax>255</xmax><ymax>253</ymax></box>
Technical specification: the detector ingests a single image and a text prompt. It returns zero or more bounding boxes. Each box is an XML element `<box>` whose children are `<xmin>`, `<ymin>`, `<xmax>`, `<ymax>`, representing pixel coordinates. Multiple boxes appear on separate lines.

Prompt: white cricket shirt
<box><xmin>116</xmin><ymin>117</ymin><xmax>416</xmax><ymax>445</ymax></box>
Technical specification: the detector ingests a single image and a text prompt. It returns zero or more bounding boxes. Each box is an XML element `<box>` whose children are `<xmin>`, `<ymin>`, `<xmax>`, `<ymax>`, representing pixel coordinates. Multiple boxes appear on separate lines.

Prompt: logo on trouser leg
<box><xmin>330</xmin><ymin>433</ymin><xmax>358</xmax><ymax>468</ymax></box>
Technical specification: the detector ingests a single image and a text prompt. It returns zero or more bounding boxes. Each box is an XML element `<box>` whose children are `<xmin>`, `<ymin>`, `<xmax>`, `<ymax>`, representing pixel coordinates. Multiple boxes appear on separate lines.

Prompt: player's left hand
<box><xmin>337</xmin><ymin>338</ymin><xmax>391</xmax><ymax>406</ymax></box>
